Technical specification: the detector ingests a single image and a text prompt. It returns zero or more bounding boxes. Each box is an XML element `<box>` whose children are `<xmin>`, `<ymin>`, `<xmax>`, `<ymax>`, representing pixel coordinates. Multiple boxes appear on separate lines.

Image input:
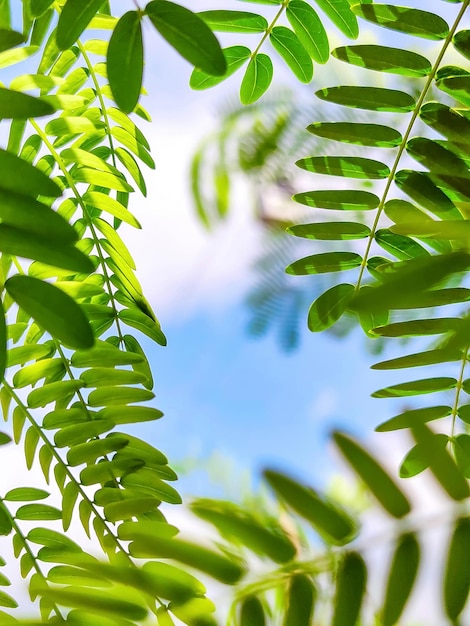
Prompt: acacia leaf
<box><xmin>286</xmin><ymin>252</ymin><xmax>362</xmax><ymax>275</ymax></box>
<box><xmin>382</xmin><ymin>534</ymin><xmax>420</xmax><ymax>626</ymax></box>
<box><xmin>444</xmin><ymin>517</ymin><xmax>470</xmax><ymax>621</ymax></box>
<box><xmin>284</xmin><ymin>574</ymin><xmax>315</xmax><ymax>625</ymax></box>
<box><xmin>296</xmin><ymin>155</ymin><xmax>389</xmax><ymax>179</ymax></box>
<box><xmin>333</xmin><ymin>432</ymin><xmax>411</xmax><ymax>517</ymax></box>
<box><xmin>332</xmin><ymin>44</ymin><xmax>431</xmax><ymax>77</ymax></box>
<box><xmin>190</xmin><ymin>45</ymin><xmax>250</xmax><ymax>90</ymax></box>
<box><xmin>307</xmin><ymin>122</ymin><xmax>402</xmax><ymax>147</ymax></box>
<box><xmin>315</xmin><ymin>0</ymin><xmax>358</xmax><ymax>38</ymax></box>
<box><xmin>5</xmin><ymin>276</ymin><xmax>94</xmax><ymax>350</ymax></box>
<box><xmin>145</xmin><ymin>0</ymin><xmax>226</xmax><ymax>76</ymax></box>
<box><xmin>270</xmin><ymin>26</ymin><xmax>313</xmax><ymax>83</ymax></box>
<box><xmin>107</xmin><ymin>11</ymin><xmax>143</xmax><ymax>113</ymax></box>
<box><xmin>286</xmin><ymin>0</ymin><xmax>328</xmax><ymax>63</ymax></box>
<box><xmin>56</xmin><ymin>0</ymin><xmax>104</xmax><ymax>49</ymax></box>
<box><xmin>316</xmin><ymin>86</ymin><xmax>415</xmax><ymax>112</ymax></box>
<box><xmin>332</xmin><ymin>552</ymin><xmax>366</xmax><ymax>626</ymax></box>
<box><xmin>307</xmin><ymin>283</ymin><xmax>355</xmax><ymax>332</ymax></box>
<box><xmin>240</xmin><ymin>54</ymin><xmax>273</xmax><ymax>105</ymax></box>
<box><xmin>351</xmin><ymin>4</ymin><xmax>449</xmax><ymax>40</ymax></box>
<box><xmin>197</xmin><ymin>11</ymin><xmax>267</xmax><ymax>33</ymax></box>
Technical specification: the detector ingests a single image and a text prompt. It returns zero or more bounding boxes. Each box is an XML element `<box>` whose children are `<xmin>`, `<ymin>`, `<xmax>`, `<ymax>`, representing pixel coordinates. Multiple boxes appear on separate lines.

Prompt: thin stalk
<box><xmin>251</xmin><ymin>0</ymin><xmax>289</xmax><ymax>59</ymax></box>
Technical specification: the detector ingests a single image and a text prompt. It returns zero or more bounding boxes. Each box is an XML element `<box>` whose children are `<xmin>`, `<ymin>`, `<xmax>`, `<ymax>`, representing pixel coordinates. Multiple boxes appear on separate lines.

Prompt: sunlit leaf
<box><xmin>270</xmin><ymin>26</ymin><xmax>313</xmax><ymax>83</ymax></box>
<box><xmin>294</xmin><ymin>189</ymin><xmax>379</xmax><ymax>210</ymax></box>
<box><xmin>198</xmin><ymin>10</ymin><xmax>267</xmax><ymax>32</ymax></box>
<box><xmin>6</xmin><ymin>276</ymin><xmax>94</xmax><ymax>350</ymax></box>
<box><xmin>16</xmin><ymin>504</ymin><xmax>61</xmax><ymax>521</ymax></box>
<box><xmin>107</xmin><ymin>11</ymin><xmax>143</xmax><ymax>113</ymax></box>
<box><xmin>332</xmin><ymin>44</ymin><xmax>431</xmax><ymax>76</ymax></box>
<box><xmin>315</xmin><ymin>0</ymin><xmax>357</xmax><ymax>38</ymax></box>
<box><xmin>56</xmin><ymin>0</ymin><xmax>104</xmax><ymax>49</ymax></box>
<box><xmin>288</xmin><ymin>222</ymin><xmax>370</xmax><ymax>240</ymax></box>
<box><xmin>240</xmin><ymin>54</ymin><xmax>273</xmax><ymax>105</ymax></box>
<box><xmin>351</xmin><ymin>4</ymin><xmax>449</xmax><ymax>40</ymax></box>
<box><xmin>190</xmin><ymin>46</ymin><xmax>251</xmax><ymax>90</ymax></box>
<box><xmin>286</xmin><ymin>0</ymin><xmax>328</xmax><ymax>63</ymax></box>
<box><xmin>307</xmin><ymin>122</ymin><xmax>402</xmax><ymax>147</ymax></box>
<box><xmin>145</xmin><ymin>0</ymin><xmax>226</xmax><ymax>76</ymax></box>
<box><xmin>307</xmin><ymin>283</ymin><xmax>355</xmax><ymax>332</ymax></box>
<box><xmin>0</xmin><ymin>148</ymin><xmax>61</xmax><ymax>197</ymax></box>
<box><xmin>333</xmin><ymin>432</ymin><xmax>411</xmax><ymax>517</ymax></box>
<box><xmin>316</xmin><ymin>86</ymin><xmax>415</xmax><ymax>112</ymax></box>
<box><xmin>372</xmin><ymin>377</ymin><xmax>456</xmax><ymax>398</ymax></box>
<box><xmin>118</xmin><ymin>308</ymin><xmax>166</xmax><ymax>346</ymax></box>
<box><xmin>376</xmin><ymin>406</ymin><xmax>452</xmax><ymax>432</ymax></box>
<box><xmin>286</xmin><ymin>252</ymin><xmax>362</xmax><ymax>275</ymax></box>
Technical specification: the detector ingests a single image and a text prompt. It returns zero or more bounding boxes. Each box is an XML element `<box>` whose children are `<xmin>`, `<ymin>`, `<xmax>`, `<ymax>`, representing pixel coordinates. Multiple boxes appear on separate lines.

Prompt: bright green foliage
<box><xmin>0</xmin><ymin>0</ymin><xmax>468</xmax><ymax>625</ymax></box>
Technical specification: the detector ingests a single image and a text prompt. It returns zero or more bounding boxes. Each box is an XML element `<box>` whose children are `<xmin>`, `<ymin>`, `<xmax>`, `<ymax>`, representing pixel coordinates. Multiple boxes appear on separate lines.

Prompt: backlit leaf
<box><xmin>240</xmin><ymin>54</ymin><xmax>273</xmax><ymax>105</ymax></box>
<box><xmin>6</xmin><ymin>276</ymin><xmax>94</xmax><ymax>350</ymax></box>
<box><xmin>198</xmin><ymin>11</ymin><xmax>267</xmax><ymax>33</ymax></box>
<box><xmin>190</xmin><ymin>45</ymin><xmax>250</xmax><ymax>90</ymax></box>
<box><xmin>0</xmin><ymin>148</ymin><xmax>61</xmax><ymax>197</ymax></box>
<box><xmin>352</xmin><ymin>4</ymin><xmax>449</xmax><ymax>40</ymax></box>
<box><xmin>315</xmin><ymin>0</ymin><xmax>358</xmax><ymax>38</ymax></box>
<box><xmin>0</xmin><ymin>88</ymin><xmax>54</xmax><ymax>118</ymax></box>
<box><xmin>16</xmin><ymin>504</ymin><xmax>61</xmax><ymax>521</ymax></box>
<box><xmin>307</xmin><ymin>122</ymin><xmax>402</xmax><ymax>147</ymax></box>
<box><xmin>376</xmin><ymin>406</ymin><xmax>452</xmax><ymax>432</ymax></box>
<box><xmin>287</xmin><ymin>0</ymin><xmax>328</xmax><ymax>63</ymax></box>
<box><xmin>316</xmin><ymin>86</ymin><xmax>415</xmax><ymax>112</ymax></box>
<box><xmin>296</xmin><ymin>155</ymin><xmax>389</xmax><ymax>179</ymax></box>
<box><xmin>145</xmin><ymin>0</ymin><xmax>226</xmax><ymax>76</ymax></box>
<box><xmin>307</xmin><ymin>283</ymin><xmax>355</xmax><ymax>332</ymax></box>
<box><xmin>286</xmin><ymin>252</ymin><xmax>362</xmax><ymax>275</ymax></box>
<box><xmin>372</xmin><ymin>377</ymin><xmax>456</xmax><ymax>398</ymax></box>
<box><xmin>287</xmin><ymin>222</ymin><xmax>370</xmax><ymax>240</ymax></box>
<box><xmin>107</xmin><ymin>11</ymin><xmax>143</xmax><ymax>113</ymax></box>
<box><xmin>294</xmin><ymin>189</ymin><xmax>379</xmax><ymax>210</ymax></box>
<box><xmin>270</xmin><ymin>26</ymin><xmax>313</xmax><ymax>83</ymax></box>
<box><xmin>332</xmin><ymin>44</ymin><xmax>431</xmax><ymax>77</ymax></box>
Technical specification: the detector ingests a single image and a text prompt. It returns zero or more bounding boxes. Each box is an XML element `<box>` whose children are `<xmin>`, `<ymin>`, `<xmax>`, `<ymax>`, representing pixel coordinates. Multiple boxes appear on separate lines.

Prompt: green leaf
<box><xmin>240</xmin><ymin>54</ymin><xmax>273</xmax><ymax>105</ymax></box>
<box><xmin>71</xmin><ymin>341</ymin><xmax>144</xmax><ymax>368</ymax></box>
<box><xmin>67</xmin><ymin>435</ymin><xmax>129</xmax><ymax>466</ymax></box>
<box><xmin>16</xmin><ymin>504</ymin><xmax>61</xmax><ymax>521</ymax></box>
<box><xmin>30</xmin><ymin>0</ymin><xmax>54</xmax><ymax>17</ymax></box>
<box><xmin>296</xmin><ymin>155</ymin><xmax>389</xmax><ymax>179</ymax></box>
<box><xmin>73</xmin><ymin>168</ymin><xmax>133</xmax><ymax>192</ymax></box>
<box><xmin>27</xmin><ymin>380</ymin><xmax>83</xmax><ymax>409</ymax></box>
<box><xmin>198</xmin><ymin>11</ymin><xmax>267</xmax><ymax>33</ymax></box>
<box><xmin>0</xmin><ymin>504</ymin><xmax>12</xmax><ymax>536</ymax></box>
<box><xmin>333</xmin><ymin>432</ymin><xmax>411</xmax><ymax>518</ymax></box>
<box><xmin>0</xmin><ymin>29</ymin><xmax>24</xmax><ymax>53</ymax></box>
<box><xmin>190</xmin><ymin>500</ymin><xmax>296</xmax><ymax>563</ymax></box>
<box><xmin>453</xmin><ymin>30</ymin><xmax>470</xmax><ymax>61</ymax></box>
<box><xmin>240</xmin><ymin>596</ymin><xmax>265</xmax><ymax>626</ymax></box>
<box><xmin>62</xmin><ymin>481</ymin><xmax>78</xmax><ymax>531</ymax></box>
<box><xmin>372</xmin><ymin>318</ymin><xmax>462</xmax><ymax>337</ymax></box>
<box><xmin>286</xmin><ymin>252</ymin><xmax>362</xmax><ymax>275</ymax></box>
<box><xmin>444</xmin><ymin>518</ymin><xmax>470</xmax><ymax>622</ymax></box>
<box><xmin>0</xmin><ymin>148</ymin><xmax>61</xmax><ymax>197</ymax></box>
<box><xmin>87</xmin><ymin>386</ymin><xmax>154</xmax><ymax>407</ymax></box>
<box><xmin>0</xmin><ymin>87</ymin><xmax>54</xmax><ymax>119</ymax></box>
<box><xmin>351</xmin><ymin>4</ymin><xmax>449</xmax><ymax>40</ymax></box>
<box><xmin>373</xmin><ymin>348</ymin><xmax>462</xmax><ymax>371</ymax></box>
<box><xmin>307</xmin><ymin>283</ymin><xmax>354</xmax><ymax>332</ymax></box>
<box><xmin>407</xmin><ymin>137</ymin><xmax>468</xmax><ymax>176</ymax></box>
<box><xmin>263</xmin><ymin>469</ymin><xmax>356</xmax><ymax>544</ymax></box>
<box><xmin>294</xmin><ymin>189</ymin><xmax>379</xmax><ymax>210</ymax></box>
<box><xmin>4</xmin><ymin>488</ymin><xmax>49</xmax><ymax>502</ymax></box>
<box><xmin>118</xmin><ymin>308</ymin><xmax>166</xmax><ymax>346</ymax></box>
<box><xmin>372</xmin><ymin>377</ymin><xmax>457</xmax><ymax>398</ymax></box>
<box><xmin>123</xmin><ymin>334</ymin><xmax>154</xmax><ymax>390</ymax></box>
<box><xmin>0</xmin><ymin>590</ymin><xmax>17</xmax><ymax>609</ymax></box>
<box><xmin>382</xmin><ymin>534</ymin><xmax>420</xmax><ymax>626</ymax></box>
<box><xmin>80</xmin><ymin>368</ymin><xmax>147</xmax><ymax>388</ymax></box>
<box><xmin>97</xmin><ymin>406</ymin><xmax>163</xmax><ymax>426</ymax></box>
<box><xmin>115</xmin><ymin>148</ymin><xmax>147</xmax><ymax>196</ymax></box>
<box><xmin>145</xmin><ymin>0</ymin><xmax>226</xmax><ymax>76</ymax></box>
<box><xmin>5</xmin><ymin>276</ymin><xmax>94</xmax><ymax>350</ymax></box>
<box><xmin>375</xmin><ymin>229</ymin><xmax>429</xmax><ymax>260</ymax></box>
<box><xmin>104</xmin><ymin>497</ymin><xmax>160</xmax><ymax>523</ymax></box>
<box><xmin>287</xmin><ymin>222</ymin><xmax>370</xmax><ymax>240</ymax></box>
<box><xmin>0</xmin><ymin>299</ymin><xmax>5</xmax><ymax>382</ymax></box>
<box><xmin>454</xmin><ymin>435</ymin><xmax>470</xmax><ymax>478</ymax></box>
<box><xmin>316</xmin><ymin>86</ymin><xmax>415</xmax><ymax>112</ymax></box>
<box><xmin>314</xmin><ymin>0</ymin><xmax>358</xmax><ymax>38</ymax></box>
<box><xmin>107</xmin><ymin>11</ymin><xmax>143</xmax><ymax>113</ymax></box>
<box><xmin>392</xmin><ymin>220</ymin><xmax>470</xmax><ymax>241</ymax></box>
<box><xmin>56</xmin><ymin>0</ymin><xmax>105</xmax><ymax>49</ymax></box>
<box><xmin>54</xmin><ymin>420</ymin><xmax>114</xmax><ymax>449</ymax></box>
<box><xmin>129</xmin><ymin>535</ymin><xmax>244</xmax><ymax>584</ymax></box>
<box><xmin>286</xmin><ymin>0</ymin><xmax>328</xmax><ymax>63</ymax></box>
<box><xmin>420</xmin><ymin>102</ymin><xmax>470</xmax><ymax>144</ymax></box>
<box><xmin>307</xmin><ymin>122</ymin><xmax>402</xmax><ymax>147</ymax></box>
<box><xmin>410</xmin><ymin>422</ymin><xmax>470</xmax><ymax>500</ymax></box>
<box><xmin>332</xmin><ymin>44</ymin><xmax>431</xmax><ymax>77</ymax></box>
<box><xmin>109</xmin><ymin>433</ymin><xmax>167</xmax><ymax>466</ymax></box>
<box><xmin>83</xmin><ymin>191</ymin><xmax>140</xmax><ymax>228</ymax></box>
<box><xmin>332</xmin><ymin>552</ymin><xmax>366</xmax><ymax>626</ymax></box>
<box><xmin>376</xmin><ymin>406</ymin><xmax>452</xmax><ymax>433</ymax></box>
<box><xmin>270</xmin><ymin>26</ymin><xmax>313</xmax><ymax>83</ymax></box>
<box><xmin>41</xmin><ymin>586</ymin><xmax>147</xmax><ymax>621</ymax></box>
<box><xmin>0</xmin><ymin>226</ymin><xmax>93</xmax><ymax>272</ymax></box>
<box><xmin>284</xmin><ymin>574</ymin><xmax>315</xmax><ymax>626</ymax></box>
<box><xmin>190</xmin><ymin>45</ymin><xmax>251</xmax><ymax>90</ymax></box>
<box><xmin>45</xmin><ymin>116</ymin><xmax>104</xmax><ymax>137</ymax></box>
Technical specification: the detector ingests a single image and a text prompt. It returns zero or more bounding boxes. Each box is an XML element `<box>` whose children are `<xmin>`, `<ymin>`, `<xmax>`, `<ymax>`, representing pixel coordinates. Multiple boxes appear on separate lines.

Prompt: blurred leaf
<box><xmin>382</xmin><ymin>533</ymin><xmax>420</xmax><ymax>626</ymax></box>
<box><xmin>332</xmin><ymin>552</ymin><xmax>366</xmax><ymax>626</ymax></box>
<box><xmin>333</xmin><ymin>432</ymin><xmax>411</xmax><ymax>517</ymax></box>
<box><xmin>283</xmin><ymin>574</ymin><xmax>315</xmax><ymax>626</ymax></box>
<box><xmin>264</xmin><ymin>469</ymin><xmax>356</xmax><ymax>544</ymax></box>
<box><xmin>444</xmin><ymin>517</ymin><xmax>470</xmax><ymax>622</ymax></box>
<box><xmin>240</xmin><ymin>596</ymin><xmax>265</xmax><ymax>626</ymax></box>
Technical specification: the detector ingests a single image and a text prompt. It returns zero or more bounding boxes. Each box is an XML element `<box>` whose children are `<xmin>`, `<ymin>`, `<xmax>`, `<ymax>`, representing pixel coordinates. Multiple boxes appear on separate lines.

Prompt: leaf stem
<box><xmin>251</xmin><ymin>0</ymin><xmax>289</xmax><ymax>59</ymax></box>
